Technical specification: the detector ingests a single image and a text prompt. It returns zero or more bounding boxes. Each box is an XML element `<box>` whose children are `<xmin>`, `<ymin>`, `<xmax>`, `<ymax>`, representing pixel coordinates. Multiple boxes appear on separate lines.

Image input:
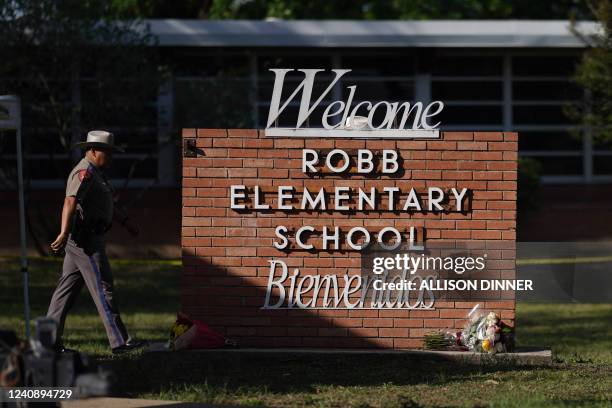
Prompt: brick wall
<box><xmin>181</xmin><ymin>129</ymin><xmax>518</xmax><ymax>349</ymax></box>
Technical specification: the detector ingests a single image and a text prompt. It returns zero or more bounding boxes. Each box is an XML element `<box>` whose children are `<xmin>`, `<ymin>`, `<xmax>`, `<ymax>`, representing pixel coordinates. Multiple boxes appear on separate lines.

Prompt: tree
<box><xmin>568</xmin><ymin>0</ymin><xmax>612</xmax><ymax>142</ymax></box>
<box><xmin>206</xmin><ymin>0</ymin><xmax>591</xmax><ymax>20</ymax></box>
<box><xmin>109</xmin><ymin>0</ymin><xmax>214</xmax><ymax>19</ymax></box>
<box><xmin>0</xmin><ymin>0</ymin><xmax>161</xmax><ymax>254</ymax></box>
<box><xmin>103</xmin><ymin>0</ymin><xmax>593</xmax><ymax>20</ymax></box>
<box><xmin>0</xmin><ymin>0</ymin><xmax>160</xmax><ymax>153</ymax></box>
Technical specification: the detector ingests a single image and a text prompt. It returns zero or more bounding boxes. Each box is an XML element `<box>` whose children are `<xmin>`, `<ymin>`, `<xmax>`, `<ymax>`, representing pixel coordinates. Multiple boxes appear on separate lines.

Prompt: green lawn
<box><xmin>0</xmin><ymin>256</ymin><xmax>180</xmax><ymax>355</ymax></box>
<box><xmin>1</xmin><ymin>256</ymin><xmax>611</xmax><ymax>407</ymax></box>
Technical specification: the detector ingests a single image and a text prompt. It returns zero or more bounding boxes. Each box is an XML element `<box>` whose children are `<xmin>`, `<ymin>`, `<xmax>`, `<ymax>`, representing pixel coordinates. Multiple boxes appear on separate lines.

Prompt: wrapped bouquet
<box><xmin>459</xmin><ymin>305</ymin><xmax>515</xmax><ymax>353</ymax></box>
<box><xmin>423</xmin><ymin>304</ymin><xmax>515</xmax><ymax>354</ymax></box>
<box><xmin>168</xmin><ymin>312</ymin><xmax>228</xmax><ymax>350</ymax></box>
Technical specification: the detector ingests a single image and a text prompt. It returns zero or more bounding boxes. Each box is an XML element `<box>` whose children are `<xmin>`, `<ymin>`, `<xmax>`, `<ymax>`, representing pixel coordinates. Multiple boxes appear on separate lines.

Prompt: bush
<box><xmin>518</xmin><ymin>157</ymin><xmax>542</xmax><ymax>213</ymax></box>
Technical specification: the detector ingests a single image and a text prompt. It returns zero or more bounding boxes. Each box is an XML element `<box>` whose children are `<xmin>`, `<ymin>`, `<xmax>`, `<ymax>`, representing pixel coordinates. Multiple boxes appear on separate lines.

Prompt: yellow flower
<box><xmin>482</xmin><ymin>339</ymin><xmax>492</xmax><ymax>351</ymax></box>
<box><xmin>171</xmin><ymin>323</ymin><xmax>189</xmax><ymax>338</ymax></box>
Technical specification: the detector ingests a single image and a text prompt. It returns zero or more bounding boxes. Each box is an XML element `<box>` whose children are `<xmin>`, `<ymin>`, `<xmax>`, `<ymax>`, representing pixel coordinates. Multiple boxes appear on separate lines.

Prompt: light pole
<box><xmin>0</xmin><ymin>95</ymin><xmax>30</xmax><ymax>339</ymax></box>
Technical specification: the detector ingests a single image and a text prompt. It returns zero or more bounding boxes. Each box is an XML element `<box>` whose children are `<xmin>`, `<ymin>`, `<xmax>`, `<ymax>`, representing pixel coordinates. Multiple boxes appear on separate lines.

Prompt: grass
<box><xmin>1</xmin><ymin>255</ymin><xmax>611</xmax><ymax>407</ymax></box>
<box><xmin>0</xmin><ymin>255</ymin><xmax>179</xmax><ymax>355</ymax></box>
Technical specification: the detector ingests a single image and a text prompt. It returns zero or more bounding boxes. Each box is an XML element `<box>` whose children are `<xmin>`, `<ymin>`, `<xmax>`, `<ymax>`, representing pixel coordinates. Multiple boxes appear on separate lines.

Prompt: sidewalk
<box><xmin>62</xmin><ymin>397</ymin><xmax>215</xmax><ymax>408</ymax></box>
<box><xmin>145</xmin><ymin>344</ymin><xmax>553</xmax><ymax>366</ymax></box>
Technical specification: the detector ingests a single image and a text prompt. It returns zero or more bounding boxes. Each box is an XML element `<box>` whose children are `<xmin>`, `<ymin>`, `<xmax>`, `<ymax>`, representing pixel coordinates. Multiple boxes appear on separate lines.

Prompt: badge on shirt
<box><xmin>77</xmin><ymin>168</ymin><xmax>93</xmax><ymax>182</ymax></box>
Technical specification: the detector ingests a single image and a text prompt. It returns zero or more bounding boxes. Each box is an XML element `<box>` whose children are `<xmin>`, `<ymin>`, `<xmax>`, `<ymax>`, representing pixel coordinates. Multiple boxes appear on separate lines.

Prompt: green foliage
<box><xmin>423</xmin><ymin>332</ymin><xmax>449</xmax><ymax>350</ymax></box>
<box><xmin>518</xmin><ymin>157</ymin><xmax>542</xmax><ymax>213</ymax></box>
<box><xmin>109</xmin><ymin>0</ymin><xmax>213</xmax><ymax>19</ymax></box>
<box><xmin>205</xmin><ymin>0</ymin><xmax>591</xmax><ymax>20</ymax></box>
<box><xmin>567</xmin><ymin>0</ymin><xmax>612</xmax><ymax>142</ymax></box>
<box><xmin>101</xmin><ymin>0</ymin><xmax>594</xmax><ymax>20</ymax></box>
<box><xmin>0</xmin><ymin>0</ymin><xmax>161</xmax><ymax>154</ymax></box>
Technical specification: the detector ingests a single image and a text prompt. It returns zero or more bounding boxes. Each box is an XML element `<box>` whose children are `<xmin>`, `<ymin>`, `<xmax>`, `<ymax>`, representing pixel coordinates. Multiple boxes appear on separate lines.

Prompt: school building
<box><xmin>1</xmin><ymin>19</ymin><xmax>607</xmax><ymax>258</ymax></box>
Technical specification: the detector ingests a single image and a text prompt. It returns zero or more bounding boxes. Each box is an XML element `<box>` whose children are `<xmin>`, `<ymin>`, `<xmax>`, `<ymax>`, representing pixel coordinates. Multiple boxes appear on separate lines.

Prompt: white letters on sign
<box><xmin>265</xmin><ymin>69</ymin><xmax>444</xmax><ymax>139</ymax></box>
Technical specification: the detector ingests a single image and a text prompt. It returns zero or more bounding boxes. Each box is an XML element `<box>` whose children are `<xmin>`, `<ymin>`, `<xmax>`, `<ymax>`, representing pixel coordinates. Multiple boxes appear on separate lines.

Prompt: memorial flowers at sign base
<box><xmin>168</xmin><ymin>312</ymin><xmax>231</xmax><ymax>350</ymax></box>
<box><xmin>168</xmin><ymin>313</ymin><xmax>194</xmax><ymax>350</ymax></box>
<box><xmin>423</xmin><ymin>305</ymin><xmax>515</xmax><ymax>353</ymax></box>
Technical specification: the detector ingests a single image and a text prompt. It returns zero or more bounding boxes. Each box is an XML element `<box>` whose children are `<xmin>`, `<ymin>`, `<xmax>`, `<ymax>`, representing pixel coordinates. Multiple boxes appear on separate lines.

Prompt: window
<box><xmin>0</xmin><ymin>68</ymin><xmax>161</xmax><ymax>187</ymax></box>
<box><xmin>512</xmin><ymin>54</ymin><xmax>585</xmax><ymax>180</ymax></box>
<box><xmin>430</xmin><ymin>54</ymin><xmax>503</xmax><ymax>130</ymax></box>
<box><xmin>173</xmin><ymin>51</ymin><xmax>254</xmax><ymax>129</ymax></box>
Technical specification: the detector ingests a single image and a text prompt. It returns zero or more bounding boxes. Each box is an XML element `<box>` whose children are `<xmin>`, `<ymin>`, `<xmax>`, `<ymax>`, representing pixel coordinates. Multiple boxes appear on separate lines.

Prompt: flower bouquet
<box><xmin>422</xmin><ymin>304</ymin><xmax>514</xmax><ymax>353</ymax></box>
<box><xmin>168</xmin><ymin>312</ymin><xmax>228</xmax><ymax>350</ymax></box>
<box><xmin>459</xmin><ymin>305</ymin><xmax>515</xmax><ymax>354</ymax></box>
<box><xmin>169</xmin><ymin>313</ymin><xmax>194</xmax><ymax>350</ymax></box>
<box><xmin>423</xmin><ymin>331</ymin><xmax>469</xmax><ymax>351</ymax></box>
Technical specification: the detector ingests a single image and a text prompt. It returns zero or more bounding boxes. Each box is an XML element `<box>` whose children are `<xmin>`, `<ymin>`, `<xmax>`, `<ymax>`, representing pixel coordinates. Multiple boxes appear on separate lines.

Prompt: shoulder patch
<box><xmin>78</xmin><ymin>168</ymin><xmax>93</xmax><ymax>182</ymax></box>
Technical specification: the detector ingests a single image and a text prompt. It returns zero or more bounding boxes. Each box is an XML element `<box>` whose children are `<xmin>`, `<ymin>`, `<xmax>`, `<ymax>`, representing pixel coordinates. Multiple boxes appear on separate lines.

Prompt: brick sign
<box><xmin>181</xmin><ymin>129</ymin><xmax>517</xmax><ymax>348</ymax></box>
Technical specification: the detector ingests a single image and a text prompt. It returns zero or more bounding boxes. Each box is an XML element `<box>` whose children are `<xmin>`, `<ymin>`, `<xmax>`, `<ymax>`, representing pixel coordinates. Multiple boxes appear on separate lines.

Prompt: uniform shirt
<box><xmin>65</xmin><ymin>157</ymin><xmax>114</xmax><ymax>229</ymax></box>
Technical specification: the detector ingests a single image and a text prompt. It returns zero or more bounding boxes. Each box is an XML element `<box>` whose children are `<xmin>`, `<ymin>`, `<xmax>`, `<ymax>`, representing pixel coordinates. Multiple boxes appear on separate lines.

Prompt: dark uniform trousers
<box><xmin>47</xmin><ymin>234</ymin><xmax>129</xmax><ymax>349</ymax></box>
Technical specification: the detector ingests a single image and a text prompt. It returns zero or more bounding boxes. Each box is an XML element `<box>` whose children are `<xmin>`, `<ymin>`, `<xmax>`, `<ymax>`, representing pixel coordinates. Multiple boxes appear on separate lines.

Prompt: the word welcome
<box><xmin>265</xmin><ymin>69</ymin><xmax>444</xmax><ymax>138</ymax></box>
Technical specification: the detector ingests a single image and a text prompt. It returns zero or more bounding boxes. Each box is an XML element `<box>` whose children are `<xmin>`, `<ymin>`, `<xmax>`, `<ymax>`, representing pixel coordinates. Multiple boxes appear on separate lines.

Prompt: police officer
<box><xmin>47</xmin><ymin>130</ymin><xmax>145</xmax><ymax>354</ymax></box>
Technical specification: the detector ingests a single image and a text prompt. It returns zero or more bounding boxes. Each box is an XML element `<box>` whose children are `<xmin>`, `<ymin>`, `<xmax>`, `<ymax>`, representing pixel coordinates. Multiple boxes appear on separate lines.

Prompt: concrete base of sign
<box><xmin>145</xmin><ymin>343</ymin><xmax>552</xmax><ymax>366</ymax></box>
<box><xmin>61</xmin><ymin>398</ymin><xmax>190</xmax><ymax>408</ymax></box>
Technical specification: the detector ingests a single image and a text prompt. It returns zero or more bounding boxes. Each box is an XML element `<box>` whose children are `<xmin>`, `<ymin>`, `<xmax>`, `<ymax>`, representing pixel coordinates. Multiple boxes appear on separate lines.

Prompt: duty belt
<box><xmin>75</xmin><ymin>219</ymin><xmax>110</xmax><ymax>236</ymax></box>
<box><xmin>88</xmin><ymin>220</ymin><xmax>111</xmax><ymax>235</ymax></box>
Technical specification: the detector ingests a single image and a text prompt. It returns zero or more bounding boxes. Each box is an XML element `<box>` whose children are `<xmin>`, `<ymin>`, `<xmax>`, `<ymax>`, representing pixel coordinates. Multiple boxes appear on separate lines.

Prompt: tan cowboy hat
<box><xmin>73</xmin><ymin>130</ymin><xmax>125</xmax><ymax>152</ymax></box>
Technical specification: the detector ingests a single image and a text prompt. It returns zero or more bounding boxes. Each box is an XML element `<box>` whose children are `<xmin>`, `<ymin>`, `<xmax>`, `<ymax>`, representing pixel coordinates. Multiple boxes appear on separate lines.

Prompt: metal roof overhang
<box><xmin>146</xmin><ymin>19</ymin><xmax>599</xmax><ymax>48</ymax></box>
